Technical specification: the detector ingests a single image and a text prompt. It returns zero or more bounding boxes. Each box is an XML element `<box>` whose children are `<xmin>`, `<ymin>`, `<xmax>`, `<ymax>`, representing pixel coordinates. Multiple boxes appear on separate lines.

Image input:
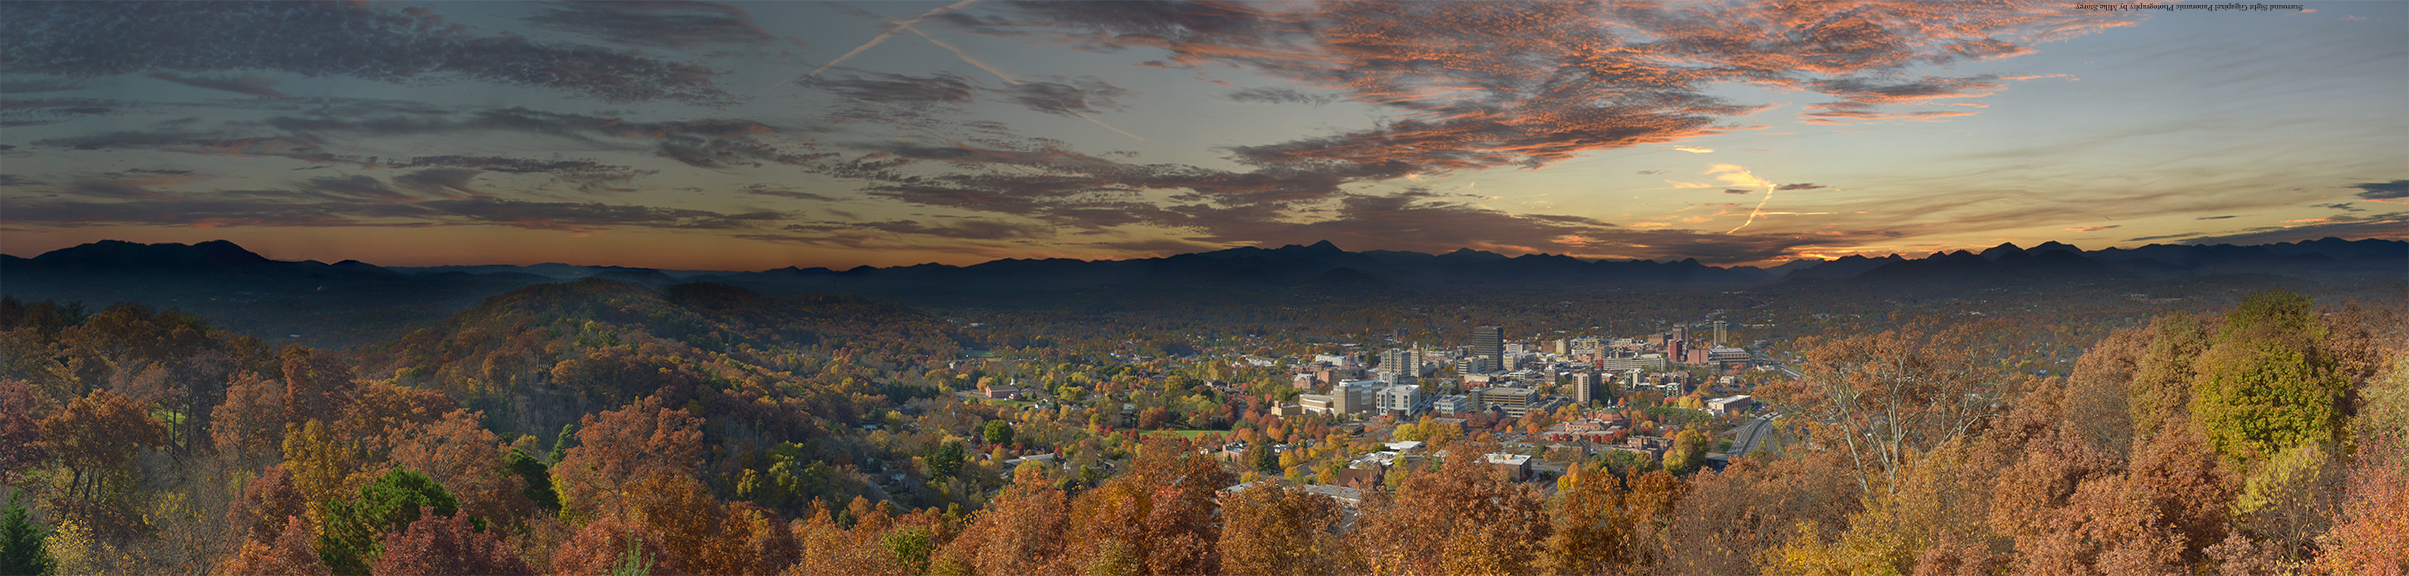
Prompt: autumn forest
<box><xmin>0</xmin><ymin>277</ymin><xmax>2403</xmax><ymax>576</ymax></box>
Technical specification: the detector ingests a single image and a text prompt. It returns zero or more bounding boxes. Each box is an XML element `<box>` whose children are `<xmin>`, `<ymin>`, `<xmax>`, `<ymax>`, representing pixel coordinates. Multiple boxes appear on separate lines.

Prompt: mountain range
<box><xmin>3</xmin><ymin>238</ymin><xmax>2400</xmax><ymax>346</ymax></box>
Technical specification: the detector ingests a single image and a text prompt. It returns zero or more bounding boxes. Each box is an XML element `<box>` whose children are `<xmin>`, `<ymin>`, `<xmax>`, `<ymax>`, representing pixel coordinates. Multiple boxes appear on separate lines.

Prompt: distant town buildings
<box><xmin>1334</xmin><ymin>380</ymin><xmax>1385</xmax><ymax>415</ymax></box>
<box><xmin>1473</xmin><ymin>325</ymin><xmax>1504</xmax><ymax>364</ymax></box>
<box><xmin>1569</xmin><ymin>369</ymin><xmax>1605</xmax><ymax>407</ymax></box>
<box><xmin>1476</xmin><ymin>386</ymin><xmax>1538</xmax><ymax>417</ymax></box>
<box><xmin>1376</xmin><ymin>384</ymin><xmax>1426</xmax><ymax>417</ymax></box>
<box><xmin>1601</xmin><ymin>354</ymin><xmax>1668</xmax><ymax>371</ymax></box>
<box><xmin>1707</xmin><ymin>395</ymin><xmax>1758</xmax><ymax>417</ymax></box>
<box><xmin>1432</xmin><ymin>394</ymin><xmax>1472</xmax><ymax>415</ymax></box>
<box><xmin>1454</xmin><ymin>355</ymin><xmax>1492</xmax><ymax>375</ymax></box>
<box><xmin>1482</xmin><ymin>452</ymin><xmax>1532</xmax><ymax>479</ymax></box>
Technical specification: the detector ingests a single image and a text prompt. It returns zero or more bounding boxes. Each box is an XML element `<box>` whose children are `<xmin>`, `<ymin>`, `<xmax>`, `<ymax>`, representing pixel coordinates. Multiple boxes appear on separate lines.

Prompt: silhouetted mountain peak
<box><xmin>1979</xmin><ymin>243</ymin><xmax>2024</xmax><ymax>259</ymax></box>
<box><xmin>2030</xmin><ymin>241</ymin><xmax>2082</xmax><ymax>255</ymax></box>
<box><xmin>1433</xmin><ymin>248</ymin><xmax>1508</xmax><ymax>264</ymax></box>
<box><xmin>1293</xmin><ymin>240</ymin><xmax>1343</xmax><ymax>253</ymax></box>
<box><xmin>32</xmin><ymin>239</ymin><xmax>274</xmax><ymax>268</ymax></box>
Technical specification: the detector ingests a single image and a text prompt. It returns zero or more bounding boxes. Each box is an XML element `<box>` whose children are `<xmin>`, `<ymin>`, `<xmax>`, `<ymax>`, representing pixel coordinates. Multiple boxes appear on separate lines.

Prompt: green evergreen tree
<box><xmin>928</xmin><ymin>440</ymin><xmax>967</xmax><ymax>479</ymax></box>
<box><xmin>0</xmin><ymin>491</ymin><xmax>54</xmax><ymax>576</ymax></box>
<box><xmin>548</xmin><ymin>423</ymin><xmax>578</xmax><ymax>465</ymax></box>
<box><xmin>606</xmin><ymin>537</ymin><xmax>652</xmax><ymax>576</ymax></box>
<box><xmin>506</xmin><ymin>448</ymin><xmax>561</xmax><ymax>513</ymax></box>
<box><xmin>1247</xmin><ymin>441</ymin><xmax>1279</xmax><ymax>473</ymax></box>
<box><xmin>317</xmin><ymin>468</ymin><xmax>460</xmax><ymax>575</ymax></box>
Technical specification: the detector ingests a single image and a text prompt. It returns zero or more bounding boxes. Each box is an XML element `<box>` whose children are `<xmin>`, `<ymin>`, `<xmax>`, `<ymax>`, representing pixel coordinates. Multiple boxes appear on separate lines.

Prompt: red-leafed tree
<box><xmin>368</xmin><ymin>507</ymin><xmax>534</xmax><ymax>576</ymax></box>
<box><xmin>547</xmin><ymin>517</ymin><xmax>683</xmax><ymax>576</ymax></box>
<box><xmin>225</xmin><ymin>464</ymin><xmax>311</xmax><ymax>545</ymax></box>
<box><xmin>210</xmin><ymin>374</ymin><xmax>288</xmax><ymax>466</ymax></box>
<box><xmin>0</xmin><ymin>381</ymin><xmax>47</xmax><ymax>486</ymax></box>
<box><xmin>213</xmin><ymin>515</ymin><xmax>329</xmax><ymax>576</ymax></box>
<box><xmin>339</xmin><ymin>382</ymin><xmax>458</xmax><ymax>455</ymax></box>
<box><xmin>714</xmin><ymin>501</ymin><xmax>800</xmax><ymax>576</ymax></box>
<box><xmin>1133</xmin><ymin>449</ymin><xmax>1235</xmax><ymax>576</ymax></box>
<box><xmin>551</xmin><ymin>396</ymin><xmax>705</xmax><ymax>523</ymax></box>
<box><xmin>385</xmin><ymin>408</ymin><xmax>534</xmax><ymax>531</ymax></box>
<box><xmin>40</xmin><ymin>388</ymin><xmax>168</xmax><ymax>503</ymax></box>
<box><xmin>623</xmin><ymin>472</ymin><xmax>722</xmax><ymax>572</ymax></box>
<box><xmin>278</xmin><ymin>345</ymin><xmax>356</xmax><ymax>424</ymax></box>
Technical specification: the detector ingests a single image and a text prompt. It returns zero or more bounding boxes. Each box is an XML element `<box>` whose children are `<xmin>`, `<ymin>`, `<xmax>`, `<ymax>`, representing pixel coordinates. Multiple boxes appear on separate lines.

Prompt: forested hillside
<box><xmin>0</xmin><ymin>284</ymin><xmax>2400</xmax><ymax>575</ymax></box>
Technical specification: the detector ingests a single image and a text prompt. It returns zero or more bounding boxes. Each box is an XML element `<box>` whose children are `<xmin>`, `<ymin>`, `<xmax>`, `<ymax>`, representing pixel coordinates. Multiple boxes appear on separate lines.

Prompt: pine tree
<box><xmin>316</xmin><ymin>469</ymin><xmax>460</xmax><ymax>576</ymax></box>
<box><xmin>0</xmin><ymin>491</ymin><xmax>54</xmax><ymax>576</ymax></box>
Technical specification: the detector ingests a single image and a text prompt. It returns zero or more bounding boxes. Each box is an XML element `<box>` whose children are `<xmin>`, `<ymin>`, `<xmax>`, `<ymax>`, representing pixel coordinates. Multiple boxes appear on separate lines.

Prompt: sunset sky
<box><xmin>2</xmin><ymin>0</ymin><xmax>2403</xmax><ymax>271</ymax></box>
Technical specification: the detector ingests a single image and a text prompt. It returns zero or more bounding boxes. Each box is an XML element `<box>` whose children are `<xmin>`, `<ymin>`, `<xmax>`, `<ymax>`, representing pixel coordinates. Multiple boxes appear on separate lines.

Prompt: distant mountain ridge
<box><xmin>6</xmin><ymin>237</ymin><xmax>2401</xmax><ymax>291</ymax></box>
<box><xmin>2</xmin><ymin>237</ymin><xmax>2399</xmax><ymax>345</ymax></box>
<box><xmin>693</xmin><ymin>239</ymin><xmax>1777</xmax><ymax>294</ymax></box>
<box><xmin>1796</xmin><ymin>239</ymin><xmax>2407</xmax><ymax>285</ymax></box>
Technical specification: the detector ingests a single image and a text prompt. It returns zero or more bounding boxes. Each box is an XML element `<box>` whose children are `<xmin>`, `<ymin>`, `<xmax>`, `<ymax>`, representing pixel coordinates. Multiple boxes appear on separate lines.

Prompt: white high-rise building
<box><xmin>1376</xmin><ymin>384</ymin><xmax>1425</xmax><ymax>417</ymax></box>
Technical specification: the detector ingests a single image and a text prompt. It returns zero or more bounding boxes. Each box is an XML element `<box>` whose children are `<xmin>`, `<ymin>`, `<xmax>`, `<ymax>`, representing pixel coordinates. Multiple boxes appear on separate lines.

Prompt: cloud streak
<box><xmin>3</xmin><ymin>2</ymin><xmax>731</xmax><ymax>103</ymax></box>
<box><xmin>2351</xmin><ymin>179</ymin><xmax>2408</xmax><ymax>200</ymax></box>
<box><xmin>526</xmin><ymin>1</ymin><xmax>777</xmax><ymax>50</ymax></box>
<box><xmin>147</xmin><ymin>72</ymin><xmax>286</xmax><ymax>98</ymax></box>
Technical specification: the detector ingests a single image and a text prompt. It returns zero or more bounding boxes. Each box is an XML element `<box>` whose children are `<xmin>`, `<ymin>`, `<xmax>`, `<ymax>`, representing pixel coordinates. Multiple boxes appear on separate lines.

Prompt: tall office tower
<box><xmin>1380</xmin><ymin>348</ymin><xmax>1415</xmax><ymax>377</ymax></box>
<box><xmin>1473</xmin><ymin>325</ymin><xmax>1504</xmax><ymax>363</ymax></box>
<box><xmin>1571</xmin><ymin>370</ymin><xmax>1602</xmax><ymax>406</ymax></box>
<box><xmin>1713</xmin><ymin>320</ymin><xmax>1727</xmax><ymax>347</ymax></box>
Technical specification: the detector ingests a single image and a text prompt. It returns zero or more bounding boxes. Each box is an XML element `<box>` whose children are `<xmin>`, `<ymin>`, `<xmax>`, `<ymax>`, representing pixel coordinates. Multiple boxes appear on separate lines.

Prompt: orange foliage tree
<box><xmin>550</xmin><ymin>395</ymin><xmax>705</xmax><ymax>524</ymax></box>
<box><xmin>1220</xmin><ymin>483</ymin><xmax>1347</xmax><ymax>576</ymax></box>
<box><xmin>2311</xmin><ymin>430</ymin><xmax>2409</xmax><ymax>575</ymax></box>
<box><xmin>0</xmin><ymin>381</ymin><xmax>47</xmax><ymax>487</ymax></box>
<box><xmin>367</xmin><ymin>507</ymin><xmax>533</xmax><ymax>576</ymax></box>
<box><xmin>547</xmin><ymin>517</ymin><xmax>682</xmax><ymax>576</ymax></box>
<box><xmin>1351</xmin><ymin>444</ymin><xmax>1550</xmax><ymax>576</ymax></box>
<box><xmin>40</xmin><ymin>388</ymin><xmax>168</xmax><ymax>503</ymax></box>
<box><xmin>225</xmin><ymin>464</ymin><xmax>312</xmax><ymax>545</ymax></box>
<box><xmin>1761</xmin><ymin>326</ymin><xmax>2013</xmax><ymax>495</ymax></box>
<box><xmin>942</xmin><ymin>464</ymin><xmax>1069</xmax><ymax>576</ymax></box>
<box><xmin>213</xmin><ymin>515</ymin><xmax>328</xmax><ymax>576</ymax></box>
<box><xmin>209</xmin><ymin>374</ymin><xmax>289</xmax><ymax>466</ymax></box>
<box><xmin>384</xmin><ymin>408</ymin><xmax>535</xmax><ymax>531</ymax></box>
<box><xmin>278</xmin><ymin>346</ymin><xmax>357</xmax><ymax>423</ymax></box>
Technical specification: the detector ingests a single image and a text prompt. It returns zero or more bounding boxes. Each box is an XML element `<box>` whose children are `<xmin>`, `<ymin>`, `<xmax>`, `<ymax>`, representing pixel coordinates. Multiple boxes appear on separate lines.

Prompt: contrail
<box><xmin>754</xmin><ymin>0</ymin><xmax>982</xmax><ymax>96</ymax></box>
<box><xmin>891</xmin><ymin>16</ymin><xmax>1144</xmax><ymax>141</ymax></box>
<box><xmin>899</xmin><ymin>23</ymin><xmax>1018</xmax><ymax>84</ymax></box>
<box><xmin>1725</xmin><ymin>185</ymin><xmax>1776</xmax><ymax>234</ymax></box>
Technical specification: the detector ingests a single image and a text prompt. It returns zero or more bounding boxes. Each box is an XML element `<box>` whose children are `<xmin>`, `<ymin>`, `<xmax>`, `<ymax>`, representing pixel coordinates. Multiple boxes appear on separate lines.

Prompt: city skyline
<box><xmin>3</xmin><ymin>1</ymin><xmax>2403</xmax><ymax>271</ymax></box>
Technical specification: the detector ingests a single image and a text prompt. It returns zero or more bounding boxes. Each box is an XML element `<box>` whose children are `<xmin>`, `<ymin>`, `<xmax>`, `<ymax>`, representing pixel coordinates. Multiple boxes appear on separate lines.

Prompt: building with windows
<box><xmin>1379</xmin><ymin>348</ymin><xmax>1416</xmax><ymax>378</ymax></box>
<box><xmin>1474</xmin><ymin>326</ymin><xmax>1504</xmax><ymax>364</ymax></box>
<box><xmin>1707</xmin><ymin>395</ymin><xmax>1758</xmax><ymax>417</ymax></box>
<box><xmin>1432</xmin><ymin>394</ymin><xmax>1473</xmax><ymax>414</ymax></box>
<box><xmin>1569</xmin><ymin>337</ymin><xmax>1604</xmax><ymax>355</ymax></box>
<box><xmin>1477</xmin><ymin>386</ymin><xmax>1538</xmax><ymax>417</ymax></box>
<box><xmin>1377</xmin><ymin>384</ymin><xmax>1425</xmax><ymax>417</ymax></box>
<box><xmin>1709</xmin><ymin>347</ymin><xmax>1752</xmax><ymax>368</ymax></box>
<box><xmin>1454</xmin><ymin>355</ymin><xmax>1492</xmax><ymax>375</ymax></box>
<box><xmin>1483</xmin><ymin>453</ymin><xmax>1533</xmax><ymax>480</ymax></box>
<box><xmin>1569</xmin><ymin>370</ymin><xmax>1604</xmax><ymax>406</ymax></box>
<box><xmin>1334</xmin><ymin>380</ymin><xmax>1387</xmax><ymax>415</ymax></box>
<box><xmin>1601</xmin><ymin>354</ymin><xmax>1668</xmax><ymax>371</ymax></box>
<box><xmin>1299</xmin><ymin>394</ymin><xmax>1335</xmax><ymax>414</ymax></box>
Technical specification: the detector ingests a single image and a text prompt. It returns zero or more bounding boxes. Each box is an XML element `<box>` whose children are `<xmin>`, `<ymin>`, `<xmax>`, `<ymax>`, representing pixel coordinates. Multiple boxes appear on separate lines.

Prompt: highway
<box><xmin>1727</xmin><ymin>411</ymin><xmax>1779</xmax><ymax>459</ymax></box>
<box><xmin>1753</xmin><ymin>349</ymin><xmax>1804</xmax><ymax>380</ymax></box>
